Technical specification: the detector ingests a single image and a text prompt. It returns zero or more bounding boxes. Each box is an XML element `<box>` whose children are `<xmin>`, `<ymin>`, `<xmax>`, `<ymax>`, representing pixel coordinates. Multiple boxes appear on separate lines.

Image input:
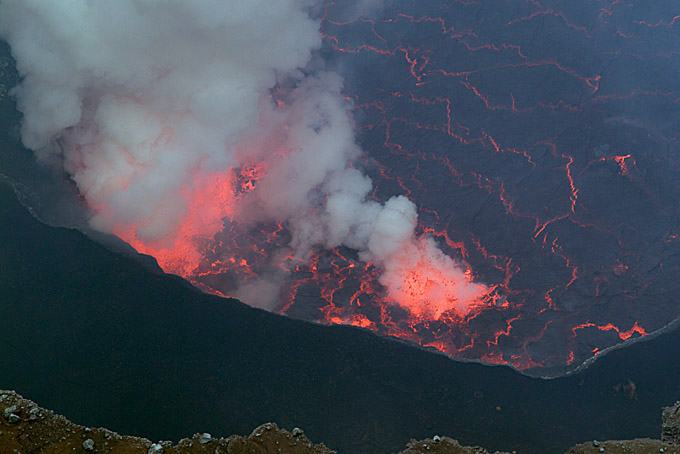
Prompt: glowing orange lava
<box><xmin>380</xmin><ymin>237</ymin><xmax>488</xmax><ymax>319</ymax></box>
<box><xmin>115</xmin><ymin>171</ymin><xmax>236</xmax><ymax>276</ymax></box>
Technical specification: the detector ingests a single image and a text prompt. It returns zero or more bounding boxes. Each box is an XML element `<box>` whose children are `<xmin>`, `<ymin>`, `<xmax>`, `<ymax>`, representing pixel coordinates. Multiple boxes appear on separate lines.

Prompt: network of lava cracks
<box><xmin>117</xmin><ymin>0</ymin><xmax>680</xmax><ymax>375</ymax></box>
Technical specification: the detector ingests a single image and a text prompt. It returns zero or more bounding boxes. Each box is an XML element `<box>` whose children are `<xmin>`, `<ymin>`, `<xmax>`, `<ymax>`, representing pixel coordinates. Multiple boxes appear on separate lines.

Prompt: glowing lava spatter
<box><xmin>379</xmin><ymin>237</ymin><xmax>486</xmax><ymax>319</ymax></box>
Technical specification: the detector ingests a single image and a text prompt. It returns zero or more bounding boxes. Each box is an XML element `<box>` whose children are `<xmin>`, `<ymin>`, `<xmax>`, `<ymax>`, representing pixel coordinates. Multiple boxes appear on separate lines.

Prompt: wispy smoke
<box><xmin>0</xmin><ymin>0</ymin><xmax>487</xmax><ymax>318</ymax></box>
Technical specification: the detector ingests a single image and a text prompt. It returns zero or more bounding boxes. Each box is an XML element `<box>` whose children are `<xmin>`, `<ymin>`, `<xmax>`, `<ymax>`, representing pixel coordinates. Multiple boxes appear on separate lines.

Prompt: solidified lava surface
<box><xmin>285</xmin><ymin>0</ymin><xmax>680</xmax><ymax>376</ymax></box>
<box><xmin>213</xmin><ymin>0</ymin><xmax>680</xmax><ymax>377</ymax></box>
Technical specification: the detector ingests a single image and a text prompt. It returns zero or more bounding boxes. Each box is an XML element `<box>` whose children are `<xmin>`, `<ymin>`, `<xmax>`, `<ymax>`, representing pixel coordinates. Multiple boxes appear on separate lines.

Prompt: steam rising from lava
<box><xmin>0</xmin><ymin>0</ymin><xmax>487</xmax><ymax>317</ymax></box>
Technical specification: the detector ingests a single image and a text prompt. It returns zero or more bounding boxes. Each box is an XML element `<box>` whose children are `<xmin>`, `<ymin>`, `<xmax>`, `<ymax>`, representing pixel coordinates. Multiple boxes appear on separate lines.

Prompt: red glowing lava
<box><xmin>379</xmin><ymin>237</ymin><xmax>487</xmax><ymax>319</ymax></box>
<box><xmin>114</xmin><ymin>171</ymin><xmax>236</xmax><ymax>277</ymax></box>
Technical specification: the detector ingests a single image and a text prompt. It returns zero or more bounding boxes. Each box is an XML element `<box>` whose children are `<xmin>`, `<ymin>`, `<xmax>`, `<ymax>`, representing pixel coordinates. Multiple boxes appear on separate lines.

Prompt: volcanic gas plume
<box><xmin>0</xmin><ymin>0</ymin><xmax>487</xmax><ymax>325</ymax></box>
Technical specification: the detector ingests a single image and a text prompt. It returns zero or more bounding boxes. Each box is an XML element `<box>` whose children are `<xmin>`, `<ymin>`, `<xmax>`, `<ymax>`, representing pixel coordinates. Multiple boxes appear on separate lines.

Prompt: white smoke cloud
<box><xmin>0</xmin><ymin>0</ymin><xmax>487</xmax><ymax>318</ymax></box>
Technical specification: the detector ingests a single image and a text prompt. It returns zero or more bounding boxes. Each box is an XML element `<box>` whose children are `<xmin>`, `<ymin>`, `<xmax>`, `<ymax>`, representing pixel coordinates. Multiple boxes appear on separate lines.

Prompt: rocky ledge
<box><xmin>1</xmin><ymin>390</ymin><xmax>678</xmax><ymax>454</ymax></box>
<box><xmin>663</xmin><ymin>401</ymin><xmax>680</xmax><ymax>445</ymax></box>
<box><xmin>0</xmin><ymin>390</ymin><xmax>510</xmax><ymax>454</ymax></box>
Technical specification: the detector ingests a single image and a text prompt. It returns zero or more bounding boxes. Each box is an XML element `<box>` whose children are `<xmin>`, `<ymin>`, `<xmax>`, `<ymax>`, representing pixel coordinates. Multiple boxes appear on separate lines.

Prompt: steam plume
<box><xmin>0</xmin><ymin>0</ymin><xmax>487</xmax><ymax>318</ymax></box>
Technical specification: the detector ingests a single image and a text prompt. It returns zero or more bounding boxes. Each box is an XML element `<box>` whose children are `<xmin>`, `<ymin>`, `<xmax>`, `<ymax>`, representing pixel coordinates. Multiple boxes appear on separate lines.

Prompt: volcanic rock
<box><xmin>2</xmin><ymin>404</ymin><xmax>17</xmax><ymax>420</ymax></box>
<box><xmin>83</xmin><ymin>438</ymin><xmax>95</xmax><ymax>451</ymax></box>
<box><xmin>399</xmin><ymin>436</ymin><xmax>511</xmax><ymax>453</ymax></box>
<box><xmin>565</xmin><ymin>439</ymin><xmax>677</xmax><ymax>454</ymax></box>
<box><xmin>662</xmin><ymin>402</ymin><xmax>680</xmax><ymax>445</ymax></box>
<box><xmin>198</xmin><ymin>432</ymin><xmax>212</xmax><ymax>444</ymax></box>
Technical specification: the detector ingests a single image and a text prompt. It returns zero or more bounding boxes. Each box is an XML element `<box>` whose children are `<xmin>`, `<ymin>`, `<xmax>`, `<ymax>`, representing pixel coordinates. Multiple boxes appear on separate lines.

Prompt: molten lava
<box><xmin>114</xmin><ymin>170</ymin><xmax>236</xmax><ymax>277</ymax></box>
<box><xmin>379</xmin><ymin>237</ymin><xmax>486</xmax><ymax>319</ymax></box>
